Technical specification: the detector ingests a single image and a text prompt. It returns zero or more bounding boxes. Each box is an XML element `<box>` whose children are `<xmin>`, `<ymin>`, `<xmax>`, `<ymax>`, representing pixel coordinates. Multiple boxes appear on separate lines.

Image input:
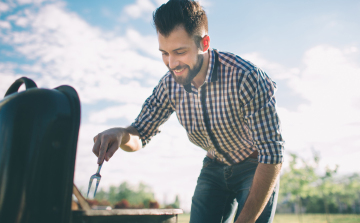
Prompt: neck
<box><xmin>191</xmin><ymin>49</ymin><xmax>210</xmax><ymax>89</ymax></box>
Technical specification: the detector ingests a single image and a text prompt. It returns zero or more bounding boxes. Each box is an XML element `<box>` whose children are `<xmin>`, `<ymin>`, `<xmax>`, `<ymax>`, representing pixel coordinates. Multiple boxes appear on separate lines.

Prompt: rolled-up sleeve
<box><xmin>239</xmin><ymin>68</ymin><xmax>284</xmax><ymax>164</ymax></box>
<box><xmin>131</xmin><ymin>76</ymin><xmax>175</xmax><ymax>147</ymax></box>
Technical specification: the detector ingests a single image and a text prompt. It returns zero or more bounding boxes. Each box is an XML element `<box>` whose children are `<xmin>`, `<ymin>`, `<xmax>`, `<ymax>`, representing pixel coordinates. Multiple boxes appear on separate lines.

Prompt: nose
<box><xmin>168</xmin><ymin>54</ymin><xmax>179</xmax><ymax>70</ymax></box>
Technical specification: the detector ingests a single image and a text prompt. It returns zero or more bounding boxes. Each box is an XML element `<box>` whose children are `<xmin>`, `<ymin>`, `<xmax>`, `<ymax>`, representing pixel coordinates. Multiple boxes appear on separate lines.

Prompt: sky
<box><xmin>1</xmin><ymin>0</ymin><xmax>360</xmax><ymax>212</ymax></box>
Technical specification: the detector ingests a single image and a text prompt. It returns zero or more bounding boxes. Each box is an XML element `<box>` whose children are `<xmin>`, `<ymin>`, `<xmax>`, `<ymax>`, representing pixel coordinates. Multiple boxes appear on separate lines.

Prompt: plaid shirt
<box><xmin>131</xmin><ymin>48</ymin><xmax>284</xmax><ymax>165</ymax></box>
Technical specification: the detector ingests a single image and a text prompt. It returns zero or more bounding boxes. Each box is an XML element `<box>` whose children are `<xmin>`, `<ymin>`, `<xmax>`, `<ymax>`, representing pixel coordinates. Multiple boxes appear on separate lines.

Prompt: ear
<box><xmin>202</xmin><ymin>35</ymin><xmax>210</xmax><ymax>52</ymax></box>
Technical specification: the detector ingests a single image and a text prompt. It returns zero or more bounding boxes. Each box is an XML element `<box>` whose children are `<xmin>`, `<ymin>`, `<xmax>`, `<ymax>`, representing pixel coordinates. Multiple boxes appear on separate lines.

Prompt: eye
<box><xmin>176</xmin><ymin>51</ymin><xmax>186</xmax><ymax>55</ymax></box>
<box><xmin>162</xmin><ymin>52</ymin><xmax>169</xmax><ymax>56</ymax></box>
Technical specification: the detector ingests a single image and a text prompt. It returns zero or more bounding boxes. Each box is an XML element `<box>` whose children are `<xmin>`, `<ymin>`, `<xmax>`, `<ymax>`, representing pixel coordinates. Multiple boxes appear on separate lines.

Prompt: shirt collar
<box><xmin>184</xmin><ymin>48</ymin><xmax>219</xmax><ymax>93</ymax></box>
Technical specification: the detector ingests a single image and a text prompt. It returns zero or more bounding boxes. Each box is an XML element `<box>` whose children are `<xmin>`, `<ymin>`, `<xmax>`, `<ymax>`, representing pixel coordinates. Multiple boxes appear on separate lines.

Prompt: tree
<box><xmin>95</xmin><ymin>188</ymin><xmax>107</xmax><ymax>201</ymax></box>
<box><xmin>166</xmin><ymin>195</ymin><xmax>180</xmax><ymax>209</ymax></box>
<box><xmin>93</xmin><ymin>181</ymin><xmax>158</xmax><ymax>208</ymax></box>
<box><xmin>278</xmin><ymin>150</ymin><xmax>360</xmax><ymax>217</ymax></box>
<box><xmin>116</xmin><ymin>182</ymin><xmax>155</xmax><ymax>207</ymax></box>
<box><xmin>115</xmin><ymin>182</ymin><xmax>133</xmax><ymax>203</ymax></box>
<box><xmin>336</xmin><ymin>173</ymin><xmax>360</xmax><ymax>214</ymax></box>
<box><xmin>173</xmin><ymin>195</ymin><xmax>180</xmax><ymax>209</ymax></box>
<box><xmin>316</xmin><ymin>165</ymin><xmax>340</xmax><ymax>223</ymax></box>
<box><xmin>279</xmin><ymin>153</ymin><xmax>318</xmax><ymax>222</ymax></box>
<box><xmin>108</xmin><ymin>185</ymin><xmax>118</xmax><ymax>204</ymax></box>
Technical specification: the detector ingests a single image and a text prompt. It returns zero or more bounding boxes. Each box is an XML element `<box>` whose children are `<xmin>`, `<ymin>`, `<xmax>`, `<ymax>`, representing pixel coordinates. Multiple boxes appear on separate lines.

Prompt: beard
<box><xmin>169</xmin><ymin>54</ymin><xmax>204</xmax><ymax>86</ymax></box>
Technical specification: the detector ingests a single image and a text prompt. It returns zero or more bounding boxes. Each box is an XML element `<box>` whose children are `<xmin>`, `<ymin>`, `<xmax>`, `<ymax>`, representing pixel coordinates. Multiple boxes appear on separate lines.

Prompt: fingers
<box><xmin>105</xmin><ymin>142</ymin><xmax>119</xmax><ymax>162</ymax></box>
<box><xmin>93</xmin><ymin>128</ymin><xmax>123</xmax><ymax>164</ymax></box>
<box><xmin>98</xmin><ymin>135</ymin><xmax>109</xmax><ymax>164</ymax></box>
<box><xmin>92</xmin><ymin>134</ymin><xmax>101</xmax><ymax>157</ymax></box>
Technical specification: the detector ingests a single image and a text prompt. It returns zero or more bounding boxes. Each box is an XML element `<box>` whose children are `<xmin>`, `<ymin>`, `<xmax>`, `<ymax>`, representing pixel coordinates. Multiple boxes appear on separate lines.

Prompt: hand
<box><xmin>92</xmin><ymin>128</ymin><xmax>124</xmax><ymax>164</ymax></box>
<box><xmin>234</xmin><ymin>163</ymin><xmax>281</xmax><ymax>223</ymax></box>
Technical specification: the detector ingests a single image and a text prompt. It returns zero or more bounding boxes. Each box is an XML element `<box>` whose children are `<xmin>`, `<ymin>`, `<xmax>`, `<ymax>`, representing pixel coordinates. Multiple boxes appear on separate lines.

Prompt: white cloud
<box><xmin>242</xmin><ymin>52</ymin><xmax>300</xmax><ymax>80</ymax></box>
<box><xmin>0</xmin><ymin>21</ymin><xmax>11</xmax><ymax>29</ymax></box>
<box><xmin>154</xmin><ymin>0</ymin><xmax>212</xmax><ymax>8</ymax></box>
<box><xmin>0</xmin><ymin>3</ymin><xmax>167</xmax><ymax>104</ymax></box>
<box><xmin>296</xmin><ymin>45</ymin><xmax>359</xmax><ymax>105</ymax></box>
<box><xmin>248</xmin><ymin>45</ymin><xmax>360</xmax><ymax>174</ymax></box>
<box><xmin>198</xmin><ymin>0</ymin><xmax>212</xmax><ymax>8</ymax></box>
<box><xmin>89</xmin><ymin>104</ymin><xmax>143</xmax><ymax>124</ymax></box>
<box><xmin>126</xmin><ymin>28</ymin><xmax>161</xmax><ymax>59</ymax></box>
<box><xmin>121</xmin><ymin>0</ymin><xmax>156</xmax><ymax>21</ymax></box>
<box><xmin>120</xmin><ymin>0</ymin><xmax>212</xmax><ymax>24</ymax></box>
<box><xmin>0</xmin><ymin>2</ymin><xmax>10</xmax><ymax>12</ymax></box>
<box><xmin>17</xmin><ymin>0</ymin><xmax>55</xmax><ymax>5</ymax></box>
<box><xmin>0</xmin><ymin>63</ymin><xmax>22</xmax><ymax>97</ymax></box>
<box><xmin>15</xmin><ymin>17</ymin><xmax>29</xmax><ymax>26</ymax></box>
<box><xmin>286</xmin><ymin>45</ymin><xmax>360</xmax><ymax>130</ymax></box>
<box><xmin>154</xmin><ymin>0</ymin><xmax>167</xmax><ymax>5</ymax></box>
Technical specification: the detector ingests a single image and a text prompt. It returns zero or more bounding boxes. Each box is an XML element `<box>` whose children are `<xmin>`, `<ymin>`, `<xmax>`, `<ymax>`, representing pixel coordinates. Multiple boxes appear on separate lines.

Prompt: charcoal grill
<box><xmin>73</xmin><ymin>184</ymin><xmax>183</xmax><ymax>223</ymax></box>
<box><xmin>0</xmin><ymin>77</ymin><xmax>183</xmax><ymax>223</ymax></box>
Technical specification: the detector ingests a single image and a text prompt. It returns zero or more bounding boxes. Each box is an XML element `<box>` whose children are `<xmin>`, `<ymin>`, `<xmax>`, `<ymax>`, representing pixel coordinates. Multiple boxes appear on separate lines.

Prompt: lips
<box><xmin>173</xmin><ymin>67</ymin><xmax>186</xmax><ymax>76</ymax></box>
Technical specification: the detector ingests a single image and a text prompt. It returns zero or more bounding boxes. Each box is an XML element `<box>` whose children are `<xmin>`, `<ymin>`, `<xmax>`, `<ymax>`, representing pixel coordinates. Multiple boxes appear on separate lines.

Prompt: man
<box><xmin>92</xmin><ymin>0</ymin><xmax>284</xmax><ymax>222</ymax></box>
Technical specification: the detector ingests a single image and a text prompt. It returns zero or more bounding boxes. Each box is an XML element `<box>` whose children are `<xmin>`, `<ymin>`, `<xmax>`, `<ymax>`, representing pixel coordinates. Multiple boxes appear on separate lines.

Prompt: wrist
<box><xmin>119</xmin><ymin>126</ymin><xmax>141</xmax><ymax>152</ymax></box>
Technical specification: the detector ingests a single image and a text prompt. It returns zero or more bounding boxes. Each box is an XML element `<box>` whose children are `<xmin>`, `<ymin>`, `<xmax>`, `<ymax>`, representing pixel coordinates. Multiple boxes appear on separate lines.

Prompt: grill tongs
<box><xmin>87</xmin><ymin>163</ymin><xmax>103</xmax><ymax>198</ymax></box>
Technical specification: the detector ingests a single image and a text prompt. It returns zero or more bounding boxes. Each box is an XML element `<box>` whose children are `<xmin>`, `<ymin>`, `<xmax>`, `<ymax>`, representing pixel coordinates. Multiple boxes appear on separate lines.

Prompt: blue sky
<box><xmin>1</xmin><ymin>0</ymin><xmax>360</xmax><ymax>211</ymax></box>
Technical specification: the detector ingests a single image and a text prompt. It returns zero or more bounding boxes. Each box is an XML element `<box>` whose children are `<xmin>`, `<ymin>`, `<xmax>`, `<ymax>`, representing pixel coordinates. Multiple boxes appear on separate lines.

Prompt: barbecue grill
<box><xmin>0</xmin><ymin>77</ymin><xmax>183</xmax><ymax>223</ymax></box>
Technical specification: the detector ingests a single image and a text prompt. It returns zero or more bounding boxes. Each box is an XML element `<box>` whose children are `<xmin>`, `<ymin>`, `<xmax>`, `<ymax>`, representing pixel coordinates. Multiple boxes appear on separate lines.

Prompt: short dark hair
<box><xmin>153</xmin><ymin>0</ymin><xmax>208</xmax><ymax>41</ymax></box>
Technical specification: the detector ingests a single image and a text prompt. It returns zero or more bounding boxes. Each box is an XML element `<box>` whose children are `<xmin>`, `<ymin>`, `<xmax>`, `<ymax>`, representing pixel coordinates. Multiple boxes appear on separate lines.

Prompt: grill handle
<box><xmin>5</xmin><ymin>76</ymin><xmax>38</xmax><ymax>97</ymax></box>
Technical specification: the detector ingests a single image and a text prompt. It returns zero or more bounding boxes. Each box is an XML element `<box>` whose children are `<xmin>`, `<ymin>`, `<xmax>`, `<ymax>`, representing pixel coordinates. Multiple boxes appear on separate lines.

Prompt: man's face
<box><xmin>158</xmin><ymin>25</ymin><xmax>203</xmax><ymax>86</ymax></box>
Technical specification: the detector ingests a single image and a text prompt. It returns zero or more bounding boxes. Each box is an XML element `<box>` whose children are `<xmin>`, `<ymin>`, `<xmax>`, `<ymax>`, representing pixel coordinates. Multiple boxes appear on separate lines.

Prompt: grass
<box><xmin>273</xmin><ymin>214</ymin><xmax>360</xmax><ymax>223</ymax></box>
<box><xmin>177</xmin><ymin>213</ymin><xmax>360</xmax><ymax>223</ymax></box>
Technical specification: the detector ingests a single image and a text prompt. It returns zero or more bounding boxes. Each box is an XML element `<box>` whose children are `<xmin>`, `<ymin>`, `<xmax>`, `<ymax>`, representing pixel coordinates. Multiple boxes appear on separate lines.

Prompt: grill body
<box><xmin>0</xmin><ymin>77</ymin><xmax>80</xmax><ymax>223</ymax></box>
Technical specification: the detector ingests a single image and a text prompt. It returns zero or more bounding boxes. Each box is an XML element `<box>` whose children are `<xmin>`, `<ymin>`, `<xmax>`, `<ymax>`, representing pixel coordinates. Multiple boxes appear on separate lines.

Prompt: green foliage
<box><xmin>95</xmin><ymin>188</ymin><xmax>107</xmax><ymax>201</ymax></box>
<box><xmin>94</xmin><ymin>181</ymin><xmax>157</xmax><ymax>208</ymax></box>
<box><xmin>280</xmin><ymin>153</ymin><xmax>318</xmax><ymax>202</ymax></box>
<box><xmin>166</xmin><ymin>195</ymin><xmax>180</xmax><ymax>208</ymax></box>
<box><xmin>173</xmin><ymin>195</ymin><xmax>180</xmax><ymax>208</ymax></box>
<box><xmin>278</xmin><ymin>150</ymin><xmax>360</xmax><ymax>215</ymax></box>
<box><xmin>339</xmin><ymin>173</ymin><xmax>360</xmax><ymax>207</ymax></box>
<box><xmin>272</xmin><ymin>214</ymin><xmax>360</xmax><ymax>223</ymax></box>
<box><xmin>304</xmin><ymin>197</ymin><xmax>338</xmax><ymax>213</ymax></box>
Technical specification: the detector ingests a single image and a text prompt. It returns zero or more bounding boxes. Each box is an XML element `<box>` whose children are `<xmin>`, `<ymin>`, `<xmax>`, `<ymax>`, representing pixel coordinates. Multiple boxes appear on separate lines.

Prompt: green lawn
<box><xmin>178</xmin><ymin>213</ymin><xmax>360</xmax><ymax>223</ymax></box>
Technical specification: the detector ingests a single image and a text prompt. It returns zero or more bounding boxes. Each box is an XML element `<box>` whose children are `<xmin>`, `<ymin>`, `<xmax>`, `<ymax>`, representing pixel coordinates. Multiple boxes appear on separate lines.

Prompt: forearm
<box><xmin>235</xmin><ymin>163</ymin><xmax>282</xmax><ymax>223</ymax></box>
<box><xmin>119</xmin><ymin>126</ymin><xmax>142</xmax><ymax>152</ymax></box>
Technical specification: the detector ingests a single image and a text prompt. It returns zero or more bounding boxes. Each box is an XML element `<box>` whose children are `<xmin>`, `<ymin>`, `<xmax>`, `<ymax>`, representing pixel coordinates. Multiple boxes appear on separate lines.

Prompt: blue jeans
<box><xmin>190</xmin><ymin>156</ymin><xmax>279</xmax><ymax>223</ymax></box>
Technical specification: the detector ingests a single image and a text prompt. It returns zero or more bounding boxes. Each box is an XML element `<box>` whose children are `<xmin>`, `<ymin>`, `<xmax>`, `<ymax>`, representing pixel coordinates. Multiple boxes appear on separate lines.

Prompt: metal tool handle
<box><xmin>96</xmin><ymin>163</ymin><xmax>103</xmax><ymax>174</ymax></box>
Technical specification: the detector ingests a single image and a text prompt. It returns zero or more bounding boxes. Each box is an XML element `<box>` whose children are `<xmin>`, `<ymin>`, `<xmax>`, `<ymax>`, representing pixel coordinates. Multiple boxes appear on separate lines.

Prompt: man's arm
<box><xmin>235</xmin><ymin>163</ymin><xmax>282</xmax><ymax>223</ymax></box>
<box><xmin>92</xmin><ymin>126</ymin><xmax>142</xmax><ymax>164</ymax></box>
<box><xmin>92</xmin><ymin>76</ymin><xmax>174</xmax><ymax>164</ymax></box>
<box><xmin>236</xmin><ymin>67</ymin><xmax>284</xmax><ymax>222</ymax></box>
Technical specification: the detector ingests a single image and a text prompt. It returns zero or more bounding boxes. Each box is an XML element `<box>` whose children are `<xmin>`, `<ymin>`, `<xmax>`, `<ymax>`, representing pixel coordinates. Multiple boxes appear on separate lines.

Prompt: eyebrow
<box><xmin>159</xmin><ymin>47</ymin><xmax>188</xmax><ymax>52</ymax></box>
